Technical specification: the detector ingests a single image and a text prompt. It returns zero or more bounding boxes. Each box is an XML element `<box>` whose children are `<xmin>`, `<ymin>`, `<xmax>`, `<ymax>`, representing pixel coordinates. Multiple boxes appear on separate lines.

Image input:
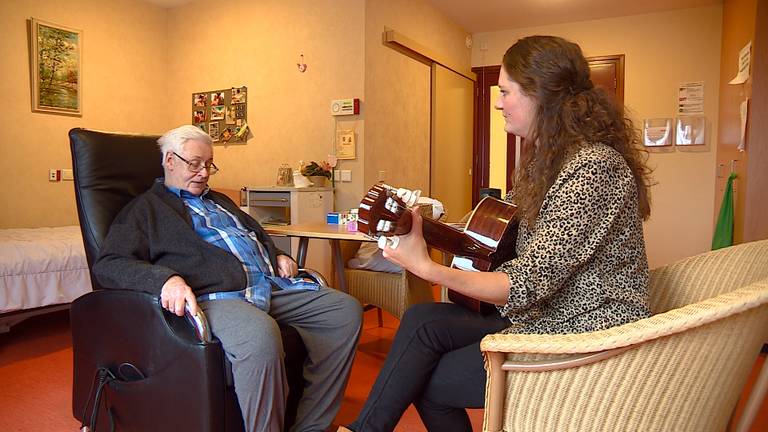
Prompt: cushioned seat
<box><xmin>69</xmin><ymin>128</ymin><xmax>310</xmax><ymax>431</ymax></box>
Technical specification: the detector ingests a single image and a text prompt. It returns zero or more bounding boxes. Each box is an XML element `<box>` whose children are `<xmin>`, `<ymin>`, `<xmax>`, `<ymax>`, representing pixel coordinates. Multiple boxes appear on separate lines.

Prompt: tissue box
<box><xmin>326</xmin><ymin>212</ymin><xmax>341</xmax><ymax>224</ymax></box>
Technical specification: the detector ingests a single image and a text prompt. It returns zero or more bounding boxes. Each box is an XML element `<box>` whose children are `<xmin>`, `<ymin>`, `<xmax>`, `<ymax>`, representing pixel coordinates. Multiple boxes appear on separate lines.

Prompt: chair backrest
<box><xmin>69</xmin><ymin>128</ymin><xmax>162</xmax><ymax>289</ymax></box>
<box><xmin>648</xmin><ymin>239</ymin><xmax>768</xmax><ymax>313</ymax></box>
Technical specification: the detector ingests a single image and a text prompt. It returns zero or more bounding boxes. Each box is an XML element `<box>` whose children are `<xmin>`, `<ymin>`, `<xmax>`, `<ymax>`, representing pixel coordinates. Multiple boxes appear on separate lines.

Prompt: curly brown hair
<box><xmin>502</xmin><ymin>35</ymin><xmax>652</xmax><ymax>223</ymax></box>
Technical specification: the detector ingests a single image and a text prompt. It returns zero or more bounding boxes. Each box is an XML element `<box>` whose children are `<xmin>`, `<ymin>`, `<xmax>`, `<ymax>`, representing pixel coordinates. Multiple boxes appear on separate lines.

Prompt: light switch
<box><xmin>378</xmin><ymin>170</ymin><xmax>386</xmax><ymax>181</ymax></box>
<box><xmin>340</xmin><ymin>170</ymin><xmax>352</xmax><ymax>182</ymax></box>
<box><xmin>333</xmin><ymin>170</ymin><xmax>341</xmax><ymax>181</ymax></box>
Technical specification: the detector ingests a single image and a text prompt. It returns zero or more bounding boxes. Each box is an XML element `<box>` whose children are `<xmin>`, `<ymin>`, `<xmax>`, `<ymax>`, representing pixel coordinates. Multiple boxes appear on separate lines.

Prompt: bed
<box><xmin>0</xmin><ymin>225</ymin><xmax>92</xmax><ymax>332</ymax></box>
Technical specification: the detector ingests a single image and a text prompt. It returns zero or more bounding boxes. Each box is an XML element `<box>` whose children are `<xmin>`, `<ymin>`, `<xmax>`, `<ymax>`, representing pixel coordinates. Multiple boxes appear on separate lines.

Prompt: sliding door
<box><xmin>431</xmin><ymin>64</ymin><xmax>474</xmax><ymax>222</ymax></box>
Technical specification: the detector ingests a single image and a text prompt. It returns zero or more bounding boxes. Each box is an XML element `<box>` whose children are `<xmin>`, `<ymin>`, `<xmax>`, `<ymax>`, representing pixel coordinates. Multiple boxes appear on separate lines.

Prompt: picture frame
<box><xmin>30</xmin><ymin>18</ymin><xmax>82</xmax><ymax>116</ymax></box>
<box><xmin>336</xmin><ymin>129</ymin><xmax>356</xmax><ymax>159</ymax></box>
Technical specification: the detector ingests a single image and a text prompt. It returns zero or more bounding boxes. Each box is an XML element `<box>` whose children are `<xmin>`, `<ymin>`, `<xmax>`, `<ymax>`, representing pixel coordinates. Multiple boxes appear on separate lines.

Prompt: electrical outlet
<box><xmin>48</xmin><ymin>169</ymin><xmax>59</xmax><ymax>182</ymax></box>
<box><xmin>378</xmin><ymin>170</ymin><xmax>386</xmax><ymax>182</ymax></box>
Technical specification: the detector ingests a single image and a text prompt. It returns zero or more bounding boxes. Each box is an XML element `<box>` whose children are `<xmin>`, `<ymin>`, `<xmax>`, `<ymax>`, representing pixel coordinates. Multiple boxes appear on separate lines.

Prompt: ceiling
<box><xmin>424</xmin><ymin>0</ymin><xmax>722</xmax><ymax>33</ymax></box>
<box><xmin>140</xmin><ymin>0</ymin><xmax>722</xmax><ymax>34</ymax></box>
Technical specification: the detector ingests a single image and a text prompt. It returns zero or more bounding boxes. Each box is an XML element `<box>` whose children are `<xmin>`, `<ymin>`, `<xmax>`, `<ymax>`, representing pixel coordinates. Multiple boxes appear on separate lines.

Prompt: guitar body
<box><xmin>358</xmin><ymin>184</ymin><xmax>519</xmax><ymax>314</ymax></box>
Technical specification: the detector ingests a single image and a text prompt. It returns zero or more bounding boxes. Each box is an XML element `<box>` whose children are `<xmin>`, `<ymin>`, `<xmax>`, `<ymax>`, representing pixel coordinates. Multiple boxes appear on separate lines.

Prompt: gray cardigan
<box><xmin>93</xmin><ymin>181</ymin><xmax>289</xmax><ymax>296</ymax></box>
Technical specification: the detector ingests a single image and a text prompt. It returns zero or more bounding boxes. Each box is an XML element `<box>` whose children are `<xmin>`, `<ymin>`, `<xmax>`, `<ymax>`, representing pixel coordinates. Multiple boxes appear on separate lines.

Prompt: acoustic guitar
<box><xmin>357</xmin><ymin>183</ymin><xmax>519</xmax><ymax>314</ymax></box>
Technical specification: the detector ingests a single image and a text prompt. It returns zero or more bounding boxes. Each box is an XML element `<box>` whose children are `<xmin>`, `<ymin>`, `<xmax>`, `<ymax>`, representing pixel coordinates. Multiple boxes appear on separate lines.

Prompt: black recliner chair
<box><xmin>69</xmin><ymin>128</ymin><xmax>313</xmax><ymax>431</ymax></box>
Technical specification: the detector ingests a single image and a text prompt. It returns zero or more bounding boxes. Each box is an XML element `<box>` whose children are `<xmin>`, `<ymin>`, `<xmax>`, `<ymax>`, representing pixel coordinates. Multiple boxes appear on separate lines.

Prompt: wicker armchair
<box><xmin>338</xmin><ymin>240</ymin><xmax>434</xmax><ymax>321</ymax></box>
<box><xmin>481</xmin><ymin>239</ymin><xmax>768</xmax><ymax>432</ymax></box>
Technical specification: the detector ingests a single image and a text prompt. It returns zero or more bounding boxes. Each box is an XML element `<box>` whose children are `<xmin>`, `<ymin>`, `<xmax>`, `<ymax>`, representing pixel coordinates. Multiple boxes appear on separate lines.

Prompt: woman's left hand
<box><xmin>380</xmin><ymin>209</ymin><xmax>434</xmax><ymax>279</ymax></box>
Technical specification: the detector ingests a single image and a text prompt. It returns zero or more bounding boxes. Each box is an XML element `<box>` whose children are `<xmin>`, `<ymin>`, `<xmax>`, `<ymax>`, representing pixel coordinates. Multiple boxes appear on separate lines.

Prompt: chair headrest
<box><xmin>69</xmin><ymin>128</ymin><xmax>163</xmax><ymax>283</ymax></box>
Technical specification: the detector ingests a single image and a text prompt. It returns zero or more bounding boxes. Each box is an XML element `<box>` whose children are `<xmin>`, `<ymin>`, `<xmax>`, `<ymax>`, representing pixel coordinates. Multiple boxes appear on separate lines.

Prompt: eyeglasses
<box><xmin>172</xmin><ymin>152</ymin><xmax>219</xmax><ymax>175</ymax></box>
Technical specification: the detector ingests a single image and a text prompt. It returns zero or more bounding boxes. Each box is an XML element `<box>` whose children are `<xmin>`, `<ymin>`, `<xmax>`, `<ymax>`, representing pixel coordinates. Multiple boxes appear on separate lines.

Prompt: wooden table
<box><xmin>264</xmin><ymin>223</ymin><xmax>373</xmax><ymax>293</ymax></box>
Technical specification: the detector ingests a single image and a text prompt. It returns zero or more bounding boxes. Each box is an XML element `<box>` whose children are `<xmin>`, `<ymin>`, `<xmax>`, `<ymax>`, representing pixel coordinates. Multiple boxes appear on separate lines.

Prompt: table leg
<box><xmin>296</xmin><ymin>237</ymin><xmax>309</xmax><ymax>268</ymax></box>
<box><xmin>330</xmin><ymin>240</ymin><xmax>347</xmax><ymax>293</ymax></box>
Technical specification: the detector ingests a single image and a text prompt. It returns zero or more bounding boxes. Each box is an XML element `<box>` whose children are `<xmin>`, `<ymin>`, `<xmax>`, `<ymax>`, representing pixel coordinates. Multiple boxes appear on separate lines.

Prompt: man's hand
<box><xmin>160</xmin><ymin>275</ymin><xmax>199</xmax><ymax>317</ymax></box>
<box><xmin>276</xmin><ymin>254</ymin><xmax>298</xmax><ymax>278</ymax></box>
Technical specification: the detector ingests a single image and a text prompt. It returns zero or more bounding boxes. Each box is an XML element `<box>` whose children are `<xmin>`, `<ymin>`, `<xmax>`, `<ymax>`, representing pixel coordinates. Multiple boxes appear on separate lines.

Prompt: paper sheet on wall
<box><xmin>677</xmin><ymin>81</ymin><xmax>704</xmax><ymax>115</ymax></box>
<box><xmin>729</xmin><ymin>41</ymin><xmax>751</xmax><ymax>85</ymax></box>
<box><xmin>738</xmin><ymin>98</ymin><xmax>749</xmax><ymax>152</ymax></box>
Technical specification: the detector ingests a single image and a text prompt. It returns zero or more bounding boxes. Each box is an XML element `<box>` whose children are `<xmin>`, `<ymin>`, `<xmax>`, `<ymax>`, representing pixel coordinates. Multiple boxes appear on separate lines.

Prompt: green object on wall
<box><xmin>712</xmin><ymin>172</ymin><xmax>737</xmax><ymax>250</ymax></box>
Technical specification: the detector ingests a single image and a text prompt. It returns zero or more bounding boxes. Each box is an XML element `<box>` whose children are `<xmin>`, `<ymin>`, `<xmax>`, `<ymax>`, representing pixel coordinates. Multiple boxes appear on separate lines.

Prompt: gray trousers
<box><xmin>201</xmin><ymin>287</ymin><xmax>362</xmax><ymax>432</ymax></box>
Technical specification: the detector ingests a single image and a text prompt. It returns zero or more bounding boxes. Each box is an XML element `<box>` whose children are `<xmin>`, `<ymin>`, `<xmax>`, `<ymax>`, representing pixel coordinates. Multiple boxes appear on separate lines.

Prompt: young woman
<box><xmin>340</xmin><ymin>35</ymin><xmax>654</xmax><ymax>432</ymax></box>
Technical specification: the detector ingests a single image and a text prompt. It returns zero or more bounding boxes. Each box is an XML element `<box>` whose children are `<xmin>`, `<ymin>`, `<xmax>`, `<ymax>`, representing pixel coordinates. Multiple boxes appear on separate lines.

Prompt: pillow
<box><xmin>347</xmin><ymin>242</ymin><xmax>403</xmax><ymax>273</ymax></box>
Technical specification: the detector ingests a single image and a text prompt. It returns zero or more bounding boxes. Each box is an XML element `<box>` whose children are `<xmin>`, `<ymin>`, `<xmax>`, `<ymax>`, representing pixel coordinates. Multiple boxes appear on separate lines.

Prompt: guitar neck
<box><xmin>421</xmin><ymin>217</ymin><xmax>495</xmax><ymax>261</ymax></box>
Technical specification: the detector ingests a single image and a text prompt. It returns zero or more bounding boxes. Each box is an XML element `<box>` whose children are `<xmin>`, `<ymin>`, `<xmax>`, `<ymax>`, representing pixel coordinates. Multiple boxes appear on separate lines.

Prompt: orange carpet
<box><xmin>0</xmin><ymin>308</ymin><xmax>764</xmax><ymax>431</ymax></box>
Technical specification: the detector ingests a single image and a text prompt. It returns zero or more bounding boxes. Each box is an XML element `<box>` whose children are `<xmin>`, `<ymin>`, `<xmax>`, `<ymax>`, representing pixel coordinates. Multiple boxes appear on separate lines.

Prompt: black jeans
<box><xmin>348</xmin><ymin>302</ymin><xmax>510</xmax><ymax>432</ymax></box>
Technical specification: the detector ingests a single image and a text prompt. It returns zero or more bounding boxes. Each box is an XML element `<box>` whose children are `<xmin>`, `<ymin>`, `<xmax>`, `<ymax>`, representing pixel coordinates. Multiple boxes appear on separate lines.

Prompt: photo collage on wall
<box><xmin>192</xmin><ymin>86</ymin><xmax>248</xmax><ymax>143</ymax></box>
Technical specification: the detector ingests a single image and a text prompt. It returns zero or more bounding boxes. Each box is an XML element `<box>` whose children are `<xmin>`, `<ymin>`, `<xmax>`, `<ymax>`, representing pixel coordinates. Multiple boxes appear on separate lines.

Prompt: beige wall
<box><xmin>165</xmin><ymin>0</ymin><xmax>366</xmax><ymax>211</ymax></box>
<box><xmin>0</xmin><ymin>0</ymin><xmax>169</xmax><ymax>228</ymax></box>
<box><xmin>0</xmin><ymin>0</ymin><xmax>470</xmax><ymax>227</ymax></box>
<box><xmin>363</xmin><ymin>0</ymin><xmax>471</xmax><ymax>197</ymax></box>
<box><xmin>472</xmin><ymin>6</ymin><xmax>723</xmax><ymax>268</ymax></box>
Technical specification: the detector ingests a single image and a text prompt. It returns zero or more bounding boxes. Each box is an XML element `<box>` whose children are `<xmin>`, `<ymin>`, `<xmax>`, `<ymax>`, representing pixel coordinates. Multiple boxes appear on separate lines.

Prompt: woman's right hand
<box><xmin>160</xmin><ymin>275</ymin><xmax>199</xmax><ymax>317</ymax></box>
<box><xmin>380</xmin><ymin>209</ymin><xmax>435</xmax><ymax>280</ymax></box>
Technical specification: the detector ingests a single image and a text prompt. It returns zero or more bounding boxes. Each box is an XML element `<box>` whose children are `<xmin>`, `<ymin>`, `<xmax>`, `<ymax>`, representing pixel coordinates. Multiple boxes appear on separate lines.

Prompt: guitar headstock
<box><xmin>357</xmin><ymin>184</ymin><xmax>413</xmax><ymax>239</ymax></box>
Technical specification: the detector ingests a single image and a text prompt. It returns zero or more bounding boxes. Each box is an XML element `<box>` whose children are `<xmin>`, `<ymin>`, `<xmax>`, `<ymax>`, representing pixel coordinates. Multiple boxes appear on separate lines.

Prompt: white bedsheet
<box><xmin>0</xmin><ymin>226</ymin><xmax>92</xmax><ymax>313</ymax></box>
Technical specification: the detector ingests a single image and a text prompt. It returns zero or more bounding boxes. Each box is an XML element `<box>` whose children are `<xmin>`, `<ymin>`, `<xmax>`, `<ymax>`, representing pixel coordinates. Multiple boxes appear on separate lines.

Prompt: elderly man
<box><xmin>93</xmin><ymin>125</ymin><xmax>362</xmax><ymax>432</ymax></box>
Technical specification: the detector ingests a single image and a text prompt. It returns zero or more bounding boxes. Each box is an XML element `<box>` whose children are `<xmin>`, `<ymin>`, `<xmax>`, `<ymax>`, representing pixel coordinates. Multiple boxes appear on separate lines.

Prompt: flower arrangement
<box><xmin>300</xmin><ymin>161</ymin><xmax>333</xmax><ymax>179</ymax></box>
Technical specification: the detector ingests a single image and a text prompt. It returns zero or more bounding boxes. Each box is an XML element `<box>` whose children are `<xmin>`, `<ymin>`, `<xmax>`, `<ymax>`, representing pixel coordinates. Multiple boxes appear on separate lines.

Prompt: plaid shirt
<box><xmin>167</xmin><ymin>185</ymin><xmax>318</xmax><ymax>311</ymax></box>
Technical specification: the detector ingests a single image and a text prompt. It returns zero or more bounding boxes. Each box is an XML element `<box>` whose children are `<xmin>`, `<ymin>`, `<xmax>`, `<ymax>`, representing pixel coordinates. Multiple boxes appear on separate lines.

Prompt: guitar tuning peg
<box><xmin>388</xmin><ymin>236</ymin><xmax>400</xmax><ymax>249</ymax></box>
<box><xmin>385</xmin><ymin>197</ymin><xmax>394</xmax><ymax>212</ymax></box>
<box><xmin>376</xmin><ymin>220</ymin><xmax>394</xmax><ymax>233</ymax></box>
<box><xmin>395</xmin><ymin>187</ymin><xmax>421</xmax><ymax>207</ymax></box>
<box><xmin>407</xmin><ymin>189</ymin><xmax>421</xmax><ymax>206</ymax></box>
<box><xmin>377</xmin><ymin>236</ymin><xmax>400</xmax><ymax>250</ymax></box>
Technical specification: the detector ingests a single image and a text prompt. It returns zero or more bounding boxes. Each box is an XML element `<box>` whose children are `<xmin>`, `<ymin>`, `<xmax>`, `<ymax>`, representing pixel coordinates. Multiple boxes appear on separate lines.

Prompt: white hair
<box><xmin>157</xmin><ymin>125</ymin><xmax>213</xmax><ymax>164</ymax></box>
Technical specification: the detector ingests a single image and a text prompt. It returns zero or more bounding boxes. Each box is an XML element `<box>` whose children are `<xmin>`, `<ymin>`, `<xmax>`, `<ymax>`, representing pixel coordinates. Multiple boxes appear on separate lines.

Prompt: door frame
<box><xmin>472</xmin><ymin>55</ymin><xmax>625</xmax><ymax>205</ymax></box>
<box><xmin>472</xmin><ymin>65</ymin><xmax>516</xmax><ymax>206</ymax></box>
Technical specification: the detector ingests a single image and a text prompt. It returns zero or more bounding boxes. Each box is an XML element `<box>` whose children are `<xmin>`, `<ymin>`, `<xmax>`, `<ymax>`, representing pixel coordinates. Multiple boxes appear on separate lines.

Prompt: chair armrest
<box><xmin>71</xmin><ymin>289</ymin><xmax>228</xmax><ymax>425</ymax></box>
<box><xmin>298</xmin><ymin>267</ymin><xmax>329</xmax><ymax>286</ymax></box>
<box><xmin>185</xmin><ymin>305</ymin><xmax>212</xmax><ymax>343</ymax></box>
<box><xmin>481</xmin><ymin>279</ymin><xmax>768</xmax><ymax>355</ymax></box>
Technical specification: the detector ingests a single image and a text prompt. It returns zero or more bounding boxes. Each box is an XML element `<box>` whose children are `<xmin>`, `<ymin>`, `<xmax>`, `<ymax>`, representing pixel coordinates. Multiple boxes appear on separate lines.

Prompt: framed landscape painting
<box><xmin>30</xmin><ymin>18</ymin><xmax>82</xmax><ymax>116</ymax></box>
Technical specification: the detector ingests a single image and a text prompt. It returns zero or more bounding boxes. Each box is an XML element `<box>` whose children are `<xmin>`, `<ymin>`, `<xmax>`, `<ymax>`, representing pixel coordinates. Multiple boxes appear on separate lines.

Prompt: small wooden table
<box><xmin>264</xmin><ymin>223</ymin><xmax>373</xmax><ymax>293</ymax></box>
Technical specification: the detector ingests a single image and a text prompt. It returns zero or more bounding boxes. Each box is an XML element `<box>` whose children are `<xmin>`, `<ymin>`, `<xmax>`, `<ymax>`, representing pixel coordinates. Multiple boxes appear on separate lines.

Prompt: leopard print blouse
<box><xmin>495</xmin><ymin>143</ymin><xmax>650</xmax><ymax>334</ymax></box>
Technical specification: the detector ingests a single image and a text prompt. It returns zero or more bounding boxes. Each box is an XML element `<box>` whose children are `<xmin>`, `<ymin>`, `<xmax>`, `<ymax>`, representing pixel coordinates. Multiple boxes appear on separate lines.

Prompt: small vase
<box><xmin>308</xmin><ymin>176</ymin><xmax>327</xmax><ymax>187</ymax></box>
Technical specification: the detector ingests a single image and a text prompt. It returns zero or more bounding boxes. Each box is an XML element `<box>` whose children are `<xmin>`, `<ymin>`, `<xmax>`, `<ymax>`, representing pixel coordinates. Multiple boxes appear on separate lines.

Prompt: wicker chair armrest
<box><xmin>481</xmin><ymin>279</ymin><xmax>768</xmax><ymax>355</ymax></box>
